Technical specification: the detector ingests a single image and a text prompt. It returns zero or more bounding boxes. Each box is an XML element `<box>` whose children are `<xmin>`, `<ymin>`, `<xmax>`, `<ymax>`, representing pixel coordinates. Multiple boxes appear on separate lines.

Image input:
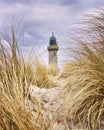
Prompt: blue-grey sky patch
<box><xmin>0</xmin><ymin>0</ymin><xmax>81</xmax><ymax>5</ymax></box>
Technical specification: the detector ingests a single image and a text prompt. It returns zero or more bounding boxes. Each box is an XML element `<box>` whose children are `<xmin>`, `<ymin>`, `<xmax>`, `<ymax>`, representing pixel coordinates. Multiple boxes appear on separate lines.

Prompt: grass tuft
<box><xmin>33</xmin><ymin>57</ymin><xmax>54</xmax><ymax>88</ymax></box>
<box><xmin>0</xmin><ymin>20</ymin><xmax>54</xmax><ymax>130</ymax></box>
<box><xmin>60</xmin><ymin>8</ymin><xmax>104</xmax><ymax>130</ymax></box>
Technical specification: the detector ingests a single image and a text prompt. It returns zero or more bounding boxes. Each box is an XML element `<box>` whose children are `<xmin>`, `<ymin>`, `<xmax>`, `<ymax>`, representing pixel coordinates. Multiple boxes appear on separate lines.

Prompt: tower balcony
<box><xmin>47</xmin><ymin>45</ymin><xmax>59</xmax><ymax>51</ymax></box>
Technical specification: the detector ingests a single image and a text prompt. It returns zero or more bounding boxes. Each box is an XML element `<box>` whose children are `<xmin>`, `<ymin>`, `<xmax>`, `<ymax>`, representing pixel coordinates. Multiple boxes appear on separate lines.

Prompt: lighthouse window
<box><xmin>50</xmin><ymin>40</ymin><xmax>56</xmax><ymax>44</ymax></box>
<box><xmin>54</xmin><ymin>52</ymin><xmax>56</xmax><ymax>56</ymax></box>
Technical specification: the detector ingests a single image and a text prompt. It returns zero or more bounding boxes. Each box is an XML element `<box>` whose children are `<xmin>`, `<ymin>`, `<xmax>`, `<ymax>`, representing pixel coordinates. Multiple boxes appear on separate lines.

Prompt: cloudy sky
<box><xmin>0</xmin><ymin>0</ymin><xmax>103</xmax><ymax>65</ymax></box>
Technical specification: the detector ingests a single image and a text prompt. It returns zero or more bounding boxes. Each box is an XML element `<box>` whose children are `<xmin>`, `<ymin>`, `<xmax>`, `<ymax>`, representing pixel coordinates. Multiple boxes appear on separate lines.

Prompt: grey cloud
<box><xmin>0</xmin><ymin>0</ymin><xmax>82</xmax><ymax>6</ymax></box>
<box><xmin>59</xmin><ymin>0</ymin><xmax>80</xmax><ymax>5</ymax></box>
<box><xmin>0</xmin><ymin>0</ymin><xmax>98</xmax><ymax>6</ymax></box>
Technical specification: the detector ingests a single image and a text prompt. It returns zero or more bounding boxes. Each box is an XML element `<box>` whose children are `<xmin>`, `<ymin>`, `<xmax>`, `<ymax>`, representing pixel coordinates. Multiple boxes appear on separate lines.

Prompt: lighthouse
<box><xmin>47</xmin><ymin>33</ymin><xmax>59</xmax><ymax>69</ymax></box>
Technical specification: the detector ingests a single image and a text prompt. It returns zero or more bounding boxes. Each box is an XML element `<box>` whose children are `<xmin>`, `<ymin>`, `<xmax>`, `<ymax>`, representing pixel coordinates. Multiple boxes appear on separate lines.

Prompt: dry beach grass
<box><xmin>60</xmin><ymin>8</ymin><xmax>104</xmax><ymax>130</ymax></box>
<box><xmin>0</xmin><ymin>21</ymin><xmax>55</xmax><ymax>130</ymax></box>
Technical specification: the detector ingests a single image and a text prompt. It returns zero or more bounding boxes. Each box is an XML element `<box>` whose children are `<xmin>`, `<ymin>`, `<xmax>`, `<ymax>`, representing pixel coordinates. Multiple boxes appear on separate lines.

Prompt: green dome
<box><xmin>50</xmin><ymin>32</ymin><xmax>56</xmax><ymax>40</ymax></box>
<box><xmin>50</xmin><ymin>32</ymin><xmax>57</xmax><ymax>45</ymax></box>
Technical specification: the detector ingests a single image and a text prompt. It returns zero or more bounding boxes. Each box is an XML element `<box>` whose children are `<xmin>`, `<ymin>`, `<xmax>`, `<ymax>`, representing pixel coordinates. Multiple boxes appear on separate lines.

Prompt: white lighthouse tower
<box><xmin>47</xmin><ymin>33</ymin><xmax>59</xmax><ymax>69</ymax></box>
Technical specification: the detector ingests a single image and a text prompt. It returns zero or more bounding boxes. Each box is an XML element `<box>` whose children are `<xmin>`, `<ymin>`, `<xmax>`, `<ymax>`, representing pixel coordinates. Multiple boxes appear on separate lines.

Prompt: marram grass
<box><xmin>33</xmin><ymin>57</ymin><xmax>54</xmax><ymax>88</ymax></box>
<box><xmin>0</xmin><ymin>22</ymin><xmax>55</xmax><ymax>130</ymax></box>
<box><xmin>60</xmin><ymin>9</ymin><xmax>104</xmax><ymax>130</ymax></box>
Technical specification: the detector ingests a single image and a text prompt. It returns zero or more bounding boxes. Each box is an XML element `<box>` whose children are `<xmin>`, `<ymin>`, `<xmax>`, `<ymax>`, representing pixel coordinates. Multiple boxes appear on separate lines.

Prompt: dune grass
<box><xmin>33</xmin><ymin>57</ymin><xmax>54</xmax><ymax>88</ymax></box>
<box><xmin>59</xmin><ymin>8</ymin><xmax>104</xmax><ymax>130</ymax></box>
<box><xmin>0</xmin><ymin>21</ymin><xmax>55</xmax><ymax>130</ymax></box>
<box><xmin>47</xmin><ymin>65</ymin><xmax>58</xmax><ymax>76</ymax></box>
<box><xmin>0</xmin><ymin>33</ymin><xmax>35</xmax><ymax>129</ymax></box>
